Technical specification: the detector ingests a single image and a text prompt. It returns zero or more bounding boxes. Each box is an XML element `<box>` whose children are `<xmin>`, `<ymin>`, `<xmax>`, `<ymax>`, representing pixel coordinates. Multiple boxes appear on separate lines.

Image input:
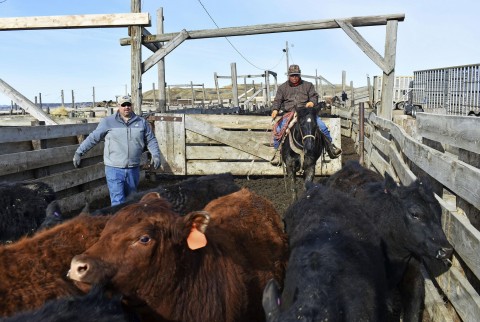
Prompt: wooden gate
<box><xmin>152</xmin><ymin>114</ymin><xmax>341</xmax><ymax>176</ymax></box>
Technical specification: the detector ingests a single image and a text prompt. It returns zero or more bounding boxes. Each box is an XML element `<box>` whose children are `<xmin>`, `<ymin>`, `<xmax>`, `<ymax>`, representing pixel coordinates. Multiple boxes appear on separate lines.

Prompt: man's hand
<box><xmin>271</xmin><ymin>110</ymin><xmax>278</xmax><ymax>125</ymax></box>
<box><xmin>305</xmin><ymin>101</ymin><xmax>314</xmax><ymax>108</ymax></box>
<box><xmin>151</xmin><ymin>156</ymin><xmax>161</xmax><ymax>170</ymax></box>
<box><xmin>73</xmin><ymin>153</ymin><xmax>82</xmax><ymax>168</ymax></box>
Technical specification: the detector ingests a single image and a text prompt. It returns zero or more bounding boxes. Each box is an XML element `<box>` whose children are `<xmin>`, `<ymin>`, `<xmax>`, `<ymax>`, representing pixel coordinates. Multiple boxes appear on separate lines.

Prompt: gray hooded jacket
<box><xmin>75</xmin><ymin>112</ymin><xmax>161</xmax><ymax>168</ymax></box>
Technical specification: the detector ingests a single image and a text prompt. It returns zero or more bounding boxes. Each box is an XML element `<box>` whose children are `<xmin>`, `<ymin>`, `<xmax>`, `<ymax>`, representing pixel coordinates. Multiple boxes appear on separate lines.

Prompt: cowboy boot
<box><xmin>325</xmin><ymin>139</ymin><xmax>342</xmax><ymax>159</ymax></box>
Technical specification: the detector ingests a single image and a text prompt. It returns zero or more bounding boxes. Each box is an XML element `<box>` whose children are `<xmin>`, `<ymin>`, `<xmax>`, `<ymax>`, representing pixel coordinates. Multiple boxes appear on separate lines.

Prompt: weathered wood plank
<box><xmin>369</xmin><ymin>149</ymin><xmax>396</xmax><ymax>179</ymax></box>
<box><xmin>336</xmin><ymin>19</ymin><xmax>392</xmax><ymax>74</ymax></box>
<box><xmin>389</xmin><ymin>141</ymin><xmax>416</xmax><ymax>186</ymax></box>
<box><xmin>155</xmin><ymin>115</ymin><xmax>186</xmax><ymax>175</ymax></box>
<box><xmin>57</xmin><ymin>185</ymin><xmax>110</xmax><ymax>213</ymax></box>
<box><xmin>185</xmin><ymin>115</ymin><xmax>273</xmax><ymax>161</ymax></box>
<box><xmin>186</xmin><ymin>130</ymin><xmax>271</xmax><ymax>145</ymax></box>
<box><xmin>370</xmin><ymin>113</ymin><xmax>480</xmax><ymax>210</ymax></box>
<box><xmin>186</xmin><ymin>159</ymin><xmax>339</xmax><ymax>176</ymax></box>
<box><xmin>0</xmin><ymin>144</ymin><xmax>103</xmax><ymax>176</ymax></box>
<box><xmin>0</xmin><ymin>13</ymin><xmax>150</xmax><ymax>30</ymax></box>
<box><xmin>371</xmin><ymin>131</ymin><xmax>390</xmax><ymax>157</ymax></box>
<box><xmin>187</xmin><ymin>146</ymin><xmax>263</xmax><ymax>160</ymax></box>
<box><xmin>0</xmin><ymin>79</ymin><xmax>57</xmax><ymax>125</ymax></box>
<box><xmin>0</xmin><ymin>123</ymin><xmax>98</xmax><ymax>143</ymax></box>
<box><xmin>122</xmin><ymin>13</ymin><xmax>405</xmax><ymax>45</ymax></box>
<box><xmin>32</xmin><ymin>163</ymin><xmax>105</xmax><ymax>192</ymax></box>
<box><xmin>416</xmin><ymin>114</ymin><xmax>480</xmax><ymax>154</ymax></box>
<box><xmin>442</xmin><ymin>204</ymin><xmax>480</xmax><ymax>280</ymax></box>
<box><xmin>423</xmin><ymin>267</ymin><xmax>457</xmax><ymax>322</ymax></box>
<box><xmin>142</xmin><ymin>29</ymin><xmax>189</xmax><ymax>73</ymax></box>
<box><xmin>436</xmin><ymin>266</ymin><xmax>480</xmax><ymax>322</ymax></box>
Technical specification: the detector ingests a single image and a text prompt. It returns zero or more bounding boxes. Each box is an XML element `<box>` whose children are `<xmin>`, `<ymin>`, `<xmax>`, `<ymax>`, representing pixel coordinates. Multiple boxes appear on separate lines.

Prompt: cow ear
<box><xmin>185</xmin><ymin>211</ymin><xmax>210</xmax><ymax>250</ymax></box>
<box><xmin>383</xmin><ymin>172</ymin><xmax>398</xmax><ymax>193</ymax></box>
<box><xmin>140</xmin><ymin>192</ymin><xmax>162</xmax><ymax>203</ymax></box>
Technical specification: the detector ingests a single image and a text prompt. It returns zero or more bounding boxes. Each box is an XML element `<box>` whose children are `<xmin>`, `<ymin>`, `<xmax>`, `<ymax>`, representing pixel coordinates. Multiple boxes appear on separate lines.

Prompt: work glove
<box><xmin>305</xmin><ymin>101</ymin><xmax>314</xmax><ymax>108</ymax></box>
<box><xmin>151</xmin><ymin>155</ymin><xmax>161</xmax><ymax>170</ymax></box>
<box><xmin>271</xmin><ymin>110</ymin><xmax>278</xmax><ymax>125</ymax></box>
<box><xmin>73</xmin><ymin>153</ymin><xmax>82</xmax><ymax>168</ymax></box>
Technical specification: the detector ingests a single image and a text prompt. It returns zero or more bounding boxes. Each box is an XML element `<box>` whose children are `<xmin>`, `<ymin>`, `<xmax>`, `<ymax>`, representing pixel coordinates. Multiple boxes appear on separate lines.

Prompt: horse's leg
<box><xmin>303</xmin><ymin>156</ymin><xmax>316</xmax><ymax>189</ymax></box>
<box><xmin>283</xmin><ymin>154</ymin><xmax>299</xmax><ymax>201</ymax></box>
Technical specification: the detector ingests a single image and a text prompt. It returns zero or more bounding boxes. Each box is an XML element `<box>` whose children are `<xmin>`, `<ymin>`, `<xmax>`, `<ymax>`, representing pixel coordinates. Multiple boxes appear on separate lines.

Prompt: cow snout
<box><xmin>436</xmin><ymin>247</ymin><xmax>453</xmax><ymax>261</ymax></box>
<box><xmin>68</xmin><ymin>256</ymin><xmax>90</xmax><ymax>281</ymax></box>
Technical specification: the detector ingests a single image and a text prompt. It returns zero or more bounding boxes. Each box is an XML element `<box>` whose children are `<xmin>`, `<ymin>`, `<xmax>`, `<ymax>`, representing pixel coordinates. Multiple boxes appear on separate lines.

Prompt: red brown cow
<box><xmin>68</xmin><ymin>189</ymin><xmax>288</xmax><ymax>322</ymax></box>
<box><xmin>0</xmin><ymin>214</ymin><xmax>110</xmax><ymax>318</ymax></box>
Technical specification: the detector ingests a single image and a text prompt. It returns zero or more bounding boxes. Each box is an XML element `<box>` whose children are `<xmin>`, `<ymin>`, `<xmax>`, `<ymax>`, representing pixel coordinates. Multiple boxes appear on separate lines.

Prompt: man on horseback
<box><xmin>271</xmin><ymin>64</ymin><xmax>342</xmax><ymax>159</ymax></box>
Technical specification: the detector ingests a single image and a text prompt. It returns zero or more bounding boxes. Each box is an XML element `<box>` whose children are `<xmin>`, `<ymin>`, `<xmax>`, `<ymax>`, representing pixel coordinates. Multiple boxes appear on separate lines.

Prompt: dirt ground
<box><xmin>122</xmin><ymin>135</ymin><xmax>359</xmax><ymax>218</ymax></box>
<box><xmin>231</xmin><ymin>135</ymin><xmax>359</xmax><ymax>216</ymax></box>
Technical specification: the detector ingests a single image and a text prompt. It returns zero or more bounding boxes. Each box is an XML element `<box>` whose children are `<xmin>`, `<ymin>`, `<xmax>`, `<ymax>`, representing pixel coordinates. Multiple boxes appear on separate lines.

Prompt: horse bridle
<box><xmin>292</xmin><ymin>116</ymin><xmax>319</xmax><ymax>149</ymax></box>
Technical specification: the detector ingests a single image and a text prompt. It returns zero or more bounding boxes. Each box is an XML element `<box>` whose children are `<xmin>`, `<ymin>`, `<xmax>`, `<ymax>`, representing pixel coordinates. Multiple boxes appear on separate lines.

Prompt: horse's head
<box><xmin>295</xmin><ymin>107</ymin><xmax>320</xmax><ymax>154</ymax></box>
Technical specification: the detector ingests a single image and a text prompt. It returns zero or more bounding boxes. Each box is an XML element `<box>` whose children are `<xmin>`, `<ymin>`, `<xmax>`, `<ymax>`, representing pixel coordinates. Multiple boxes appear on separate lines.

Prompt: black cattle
<box><xmin>326</xmin><ymin>161</ymin><xmax>453</xmax><ymax>322</ymax></box>
<box><xmin>91</xmin><ymin>173</ymin><xmax>240</xmax><ymax>216</ymax></box>
<box><xmin>263</xmin><ymin>183</ymin><xmax>388</xmax><ymax>321</ymax></box>
<box><xmin>0</xmin><ymin>286</ymin><xmax>134</xmax><ymax>322</ymax></box>
<box><xmin>37</xmin><ymin>200</ymin><xmax>64</xmax><ymax>231</ymax></box>
<box><xmin>0</xmin><ymin>181</ymin><xmax>56</xmax><ymax>243</ymax></box>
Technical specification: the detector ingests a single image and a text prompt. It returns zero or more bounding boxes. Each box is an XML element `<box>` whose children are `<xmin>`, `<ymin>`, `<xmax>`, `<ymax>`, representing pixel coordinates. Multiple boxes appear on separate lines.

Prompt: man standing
<box><xmin>271</xmin><ymin>64</ymin><xmax>342</xmax><ymax>158</ymax></box>
<box><xmin>73</xmin><ymin>95</ymin><xmax>161</xmax><ymax>206</ymax></box>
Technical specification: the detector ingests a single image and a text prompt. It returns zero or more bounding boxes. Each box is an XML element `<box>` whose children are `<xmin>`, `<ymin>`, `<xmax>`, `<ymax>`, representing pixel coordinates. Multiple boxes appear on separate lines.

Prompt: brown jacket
<box><xmin>272</xmin><ymin>79</ymin><xmax>319</xmax><ymax>112</ymax></box>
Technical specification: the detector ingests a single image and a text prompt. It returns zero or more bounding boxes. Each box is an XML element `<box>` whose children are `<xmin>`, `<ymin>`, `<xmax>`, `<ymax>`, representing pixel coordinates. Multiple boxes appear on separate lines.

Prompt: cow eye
<box><xmin>410</xmin><ymin>212</ymin><xmax>421</xmax><ymax>220</ymax></box>
<box><xmin>139</xmin><ymin>235</ymin><xmax>151</xmax><ymax>244</ymax></box>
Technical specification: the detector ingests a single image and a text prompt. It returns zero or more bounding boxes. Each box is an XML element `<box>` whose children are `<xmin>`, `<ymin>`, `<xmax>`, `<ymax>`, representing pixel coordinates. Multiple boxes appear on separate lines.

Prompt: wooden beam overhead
<box><xmin>335</xmin><ymin>19</ymin><xmax>393</xmax><ymax>74</ymax></box>
<box><xmin>120</xmin><ymin>13</ymin><xmax>405</xmax><ymax>46</ymax></box>
<box><xmin>142</xmin><ymin>30</ymin><xmax>189</xmax><ymax>73</ymax></box>
<box><xmin>0</xmin><ymin>13</ymin><xmax>150</xmax><ymax>31</ymax></box>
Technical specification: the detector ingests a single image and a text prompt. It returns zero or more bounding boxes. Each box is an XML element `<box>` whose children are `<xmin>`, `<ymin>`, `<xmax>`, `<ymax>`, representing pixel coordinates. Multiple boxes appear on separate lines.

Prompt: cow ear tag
<box><xmin>187</xmin><ymin>227</ymin><xmax>207</xmax><ymax>250</ymax></box>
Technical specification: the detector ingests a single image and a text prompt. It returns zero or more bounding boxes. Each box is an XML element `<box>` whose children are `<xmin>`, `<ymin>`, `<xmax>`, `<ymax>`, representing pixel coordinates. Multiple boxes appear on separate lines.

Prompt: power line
<box><xmin>195</xmin><ymin>0</ymin><xmax>285</xmax><ymax>71</ymax></box>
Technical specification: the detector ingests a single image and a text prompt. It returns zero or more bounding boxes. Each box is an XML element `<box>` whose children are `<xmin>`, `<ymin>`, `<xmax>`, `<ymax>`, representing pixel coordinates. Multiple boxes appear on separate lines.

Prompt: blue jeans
<box><xmin>274</xmin><ymin>116</ymin><xmax>332</xmax><ymax>148</ymax></box>
<box><xmin>105</xmin><ymin>166</ymin><xmax>140</xmax><ymax>206</ymax></box>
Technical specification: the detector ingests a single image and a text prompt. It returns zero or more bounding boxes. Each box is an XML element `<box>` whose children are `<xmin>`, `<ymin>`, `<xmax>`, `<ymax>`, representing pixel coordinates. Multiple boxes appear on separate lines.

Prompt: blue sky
<box><xmin>0</xmin><ymin>0</ymin><xmax>479</xmax><ymax>105</ymax></box>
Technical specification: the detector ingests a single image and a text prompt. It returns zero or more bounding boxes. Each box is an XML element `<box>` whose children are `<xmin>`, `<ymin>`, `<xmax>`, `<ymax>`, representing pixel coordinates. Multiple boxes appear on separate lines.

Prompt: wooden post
<box><xmin>231</xmin><ymin>63</ymin><xmax>239</xmax><ymax>107</ymax></box>
<box><xmin>202</xmin><ymin>84</ymin><xmax>206</xmax><ymax>108</ymax></box>
<box><xmin>157</xmin><ymin>7</ymin><xmax>166</xmax><ymax>112</ymax></box>
<box><xmin>10</xmin><ymin>100</ymin><xmax>13</xmax><ymax>115</ymax></box>
<box><xmin>350</xmin><ymin>81</ymin><xmax>354</xmax><ymax>107</ymax></box>
<box><xmin>358</xmin><ymin>102</ymin><xmax>365</xmax><ymax>165</ymax></box>
<box><xmin>379</xmin><ymin>20</ymin><xmax>398</xmax><ymax>120</ymax></box>
<box><xmin>244</xmin><ymin>76</ymin><xmax>248</xmax><ymax>108</ymax></box>
<box><xmin>214</xmin><ymin>72</ymin><xmax>221</xmax><ymax>107</ymax></box>
<box><xmin>38</xmin><ymin>93</ymin><xmax>42</xmax><ymax>110</ymax></box>
<box><xmin>72</xmin><ymin>90</ymin><xmax>75</xmax><ymax>109</ymax></box>
<box><xmin>342</xmin><ymin>70</ymin><xmax>346</xmax><ymax>92</ymax></box>
<box><xmin>61</xmin><ymin>89</ymin><xmax>65</xmax><ymax>107</ymax></box>
<box><xmin>131</xmin><ymin>0</ymin><xmax>143</xmax><ymax>115</ymax></box>
<box><xmin>367</xmin><ymin>74</ymin><xmax>372</xmax><ymax>107</ymax></box>
<box><xmin>31</xmin><ymin>120</ymin><xmax>50</xmax><ymax>178</ymax></box>
<box><xmin>92</xmin><ymin>86</ymin><xmax>95</xmax><ymax>108</ymax></box>
<box><xmin>190</xmin><ymin>81</ymin><xmax>194</xmax><ymax>107</ymax></box>
<box><xmin>167</xmin><ymin>85</ymin><xmax>171</xmax><ymax>109</ymax></box>
<box><xmin>152</xmin><ymin>82</ymin><xmax>157</xmax><ymax>108</ymax></box>
<box><xmin>265</xmin><ymin>71</ymin><xmax>271</xmax><ymax>108</ymax></box>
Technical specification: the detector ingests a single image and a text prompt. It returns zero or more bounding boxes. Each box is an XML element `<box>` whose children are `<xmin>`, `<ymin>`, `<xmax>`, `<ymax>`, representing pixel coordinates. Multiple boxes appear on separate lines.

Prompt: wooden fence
<box><xmin>332</xmin><ymin>104</ymin><xmax>480</xmax><ymax>322</ymax></box>
<box><xmin>0</xmin><ymin>114</ymin><xmax>341</xmax><ymax>212</ymax></box>
<box><xmin>151</xmin><ymin>114</ymin><xmax>342</xmax><ymax>176</ymax></box>
<box><xmin>0</xmin><ymin>122</ymin><xmax>110</xmax><ymax>213</ymax></box>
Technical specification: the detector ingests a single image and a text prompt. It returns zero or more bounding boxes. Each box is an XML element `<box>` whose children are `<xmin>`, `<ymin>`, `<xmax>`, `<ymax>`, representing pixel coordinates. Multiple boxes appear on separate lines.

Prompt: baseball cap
<box><xmin>288</xmin><ymin>64</ymin><xmax>301</xmax><ymax>75</ymax></box>
<box><xmin>118</xmin><ymin>95</ymin><xmax>132</xmax><ymax>106</ymax></box>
